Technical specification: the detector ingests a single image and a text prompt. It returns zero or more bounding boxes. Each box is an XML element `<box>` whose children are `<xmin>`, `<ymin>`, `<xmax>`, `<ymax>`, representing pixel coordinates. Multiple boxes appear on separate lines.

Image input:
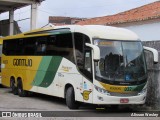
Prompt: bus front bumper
<box><xmin>93</xmin><ymin>90</ymin><xmax>146</xmax><ymax>105</ymax></box>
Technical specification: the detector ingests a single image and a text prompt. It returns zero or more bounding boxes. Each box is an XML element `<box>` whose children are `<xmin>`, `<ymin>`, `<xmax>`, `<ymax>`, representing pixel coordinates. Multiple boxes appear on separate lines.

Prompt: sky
<box><xmin>0</xmin><ymin>0</ymin><xmax>159</xmax><ymax>32</ymax></box>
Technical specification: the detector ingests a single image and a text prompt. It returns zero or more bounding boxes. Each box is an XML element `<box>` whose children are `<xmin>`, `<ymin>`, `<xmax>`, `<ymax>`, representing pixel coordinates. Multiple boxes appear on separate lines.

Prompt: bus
<box><xmin>1</xmin><ymin>25</ymin><xmax>158</xmax><ymax>109</ymax></box>
<box><xmin>0</xmin><ymin>37</ymin><xmax>3</xmax><ymax>84</ymax></box>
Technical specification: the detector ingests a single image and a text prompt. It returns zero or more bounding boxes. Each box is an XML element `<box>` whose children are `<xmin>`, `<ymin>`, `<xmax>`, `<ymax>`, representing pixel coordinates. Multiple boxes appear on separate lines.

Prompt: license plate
<box><xmin>120</xmin><ymin>98</ymin><xmax>129</xmax><ymax>103</ymax></box>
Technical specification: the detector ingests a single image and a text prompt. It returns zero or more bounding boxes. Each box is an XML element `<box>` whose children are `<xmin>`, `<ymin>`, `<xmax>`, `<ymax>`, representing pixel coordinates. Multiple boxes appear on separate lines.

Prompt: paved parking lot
<box><xmin>0</xmin><ymin>87</ymin><xmax>69</xmax><ymax>111</ymax></box>
<box><xmin>0</xmin><ymin>86</ymin><xmax>159</xmax><ymax>119</ymax></box>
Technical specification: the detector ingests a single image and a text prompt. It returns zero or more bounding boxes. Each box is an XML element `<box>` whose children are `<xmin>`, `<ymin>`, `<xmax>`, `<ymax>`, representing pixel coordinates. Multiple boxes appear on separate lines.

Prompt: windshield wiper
<box><xmin>125</xmin><ymin>55</ymin><xmax>128</xmax><ymax>67</ymax></box>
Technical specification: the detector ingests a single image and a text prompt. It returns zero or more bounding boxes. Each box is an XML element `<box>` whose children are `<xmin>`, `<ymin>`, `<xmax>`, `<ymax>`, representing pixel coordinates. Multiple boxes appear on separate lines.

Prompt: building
<box><xmin>77</xmin><ymin>1</ymin><xmax>160</xmax><ymax>41</ymax></box>
<box><xmin>49</xmin><ymin>16</ymin><xmax>85</xmax><ymax>26</ymax></box>
<box><xmin>0</xmin><ymin>0</ymin><xmax>44</xmax><ymax>36</ymax></box>
<box><xmin>0</xmin><ymin>20</ymin><xmax>21</xmax><ymax>36</ymax></box>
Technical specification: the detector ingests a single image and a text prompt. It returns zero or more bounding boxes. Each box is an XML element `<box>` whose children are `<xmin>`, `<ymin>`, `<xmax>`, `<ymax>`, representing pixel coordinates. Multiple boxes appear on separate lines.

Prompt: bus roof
<box><xmin>74</xmin><ymin>25</ymin><xmax>139</xmax><ymax>41</ymax></box>
<box><xmin>3</xmin><ymin>25</ymin><xmax>139</xmax><ymax>41</ymax></box>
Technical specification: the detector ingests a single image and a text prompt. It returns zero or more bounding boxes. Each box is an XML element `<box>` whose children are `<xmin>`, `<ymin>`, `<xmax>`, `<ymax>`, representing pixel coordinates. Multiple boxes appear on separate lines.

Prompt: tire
<box><xmin>17</xmin><ymin>80</ymin><xmax>27</xmax><ymax>97</ymax></box>
<box><xmin>10</xmin><ymin>79</ymin><xmax>18</xmax><ymax>95</ymax></box>
<box><xmin>66</xmin><ymin>87</ymin><xmax>80</xmax><ymax>109</ymax></box>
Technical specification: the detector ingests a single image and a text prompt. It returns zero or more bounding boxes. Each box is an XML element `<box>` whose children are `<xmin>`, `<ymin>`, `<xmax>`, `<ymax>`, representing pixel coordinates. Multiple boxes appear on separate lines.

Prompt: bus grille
<box><xmin>110</xmin><ymin>92</ymin><xmax>139</xmax><ymax>97</ymax></box>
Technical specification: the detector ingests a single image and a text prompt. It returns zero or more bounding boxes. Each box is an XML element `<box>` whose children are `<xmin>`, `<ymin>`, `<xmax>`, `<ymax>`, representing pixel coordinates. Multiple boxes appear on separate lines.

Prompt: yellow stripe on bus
<box><xmin>100</xmin><ymin>81</ymin><xmax>145</xmax><ymax>93</ymax></box>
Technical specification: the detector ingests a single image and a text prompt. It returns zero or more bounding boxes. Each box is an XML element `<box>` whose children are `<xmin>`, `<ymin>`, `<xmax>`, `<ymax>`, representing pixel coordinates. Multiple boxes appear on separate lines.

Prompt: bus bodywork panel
<box><xmin>1</xmin><ymin>55</ymin><xmax>93</xmax><ymax>103</ymax></box>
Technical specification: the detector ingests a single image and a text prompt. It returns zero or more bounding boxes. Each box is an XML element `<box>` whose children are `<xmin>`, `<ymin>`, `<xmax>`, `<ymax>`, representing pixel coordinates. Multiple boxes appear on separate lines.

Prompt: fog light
<box><xmin>98</xmin><ymin>96</ymin><xmax>104</xmax><ymax>101</ymax></box>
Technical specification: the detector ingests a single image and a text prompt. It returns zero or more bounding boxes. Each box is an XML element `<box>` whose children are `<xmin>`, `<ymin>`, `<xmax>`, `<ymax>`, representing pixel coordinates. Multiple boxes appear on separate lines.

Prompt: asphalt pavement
<box><xmin>0</xmin><ymin>86</ymin><xmax>159</xmax><ymax>120</ymax></box>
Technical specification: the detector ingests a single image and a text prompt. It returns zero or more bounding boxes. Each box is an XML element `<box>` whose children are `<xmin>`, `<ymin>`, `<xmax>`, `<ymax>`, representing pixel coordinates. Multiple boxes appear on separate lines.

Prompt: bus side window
<box><xmin>46</xmin><ymin>36</ymin><xmax>57</xmax><ymax>55</ymax></box>
<box><xmin>17</xmin><ymin>39</ymin><xmax>24</xmax><ymax>55</ymax></box>
<box><xmin>35</xmin><ymin>37</ymin><xmax>47</xmax><ymax>55</ymax></box>
<box><xmin>85</xmin><ymin>51</ymin><xmax>91</xmax><ymax>72</ymax></box>
<box><xmin>3</xmin><ymin>40</ymin><xmax>17</xmax><ymax>55</ymax></box>
<box><xmin>46</xmin><ymin>34</ymin><xmax>74</xmax><ymax>63</ymax></box>
<box><xmin>56</xmin><ymin>33</ymin><xmax>74</xmax><ymax>62</ymax></box>
<box><xmin>84</xmin><ymin>49</ymin><xmax>93</xmax><ymax>80</ymax></box>
<box><xmin>74</xmin><ymin>33</ymin><xmax>93</xmax><ymax>81</ymax></box>
<box><xmin>23</xmin><ymin>38</ymin><xmax>37</xmax><ymax>55</ymax></box>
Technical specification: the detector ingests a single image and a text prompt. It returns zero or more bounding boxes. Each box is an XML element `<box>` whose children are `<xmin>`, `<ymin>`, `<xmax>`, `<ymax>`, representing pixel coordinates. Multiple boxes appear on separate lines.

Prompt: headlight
<box><xmin>94</xmin><ymin>85</ymin><xmax>110</xmax><ymax>95</ymax></box>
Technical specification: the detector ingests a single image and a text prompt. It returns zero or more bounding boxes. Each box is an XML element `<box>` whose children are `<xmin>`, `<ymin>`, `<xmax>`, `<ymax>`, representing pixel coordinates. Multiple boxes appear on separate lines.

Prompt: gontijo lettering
<box><xmin>13</xmin><ymin>59</ymin><xmax>32</xmax><ymax>67</ymax></box>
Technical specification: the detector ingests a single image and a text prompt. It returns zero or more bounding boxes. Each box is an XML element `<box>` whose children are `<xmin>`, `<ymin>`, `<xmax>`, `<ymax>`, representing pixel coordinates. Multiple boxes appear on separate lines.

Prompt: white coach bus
<box><xmin>1</xmin><ymin>25</ymin><xmax>158</xmax><ymax>109</ymax></box>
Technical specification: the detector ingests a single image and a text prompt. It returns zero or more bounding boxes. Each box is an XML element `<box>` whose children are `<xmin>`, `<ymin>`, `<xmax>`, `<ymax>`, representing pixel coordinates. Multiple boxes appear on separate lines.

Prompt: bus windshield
<box><xmin>94</xmin><ymin>39</ymin><xmax>147</xmax><ymax>83</ymax></box>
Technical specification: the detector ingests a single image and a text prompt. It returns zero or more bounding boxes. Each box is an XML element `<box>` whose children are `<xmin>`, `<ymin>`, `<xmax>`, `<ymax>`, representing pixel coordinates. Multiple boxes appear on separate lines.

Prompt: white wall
<box><xmin>114</xmin><ymin>20</ymin><xmax>160</xmax><ymax>41</ymax></box>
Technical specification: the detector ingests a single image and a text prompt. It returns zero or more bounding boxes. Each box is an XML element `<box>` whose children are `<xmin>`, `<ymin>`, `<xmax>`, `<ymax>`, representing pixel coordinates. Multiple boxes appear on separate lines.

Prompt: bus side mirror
<box><xmin>143</xmin><ymin>46</ymin><xmax>158</xmax><ymax>64</ymax></box>
<box><xmin>85</xmin><ymin>43</ymin><xmax>100</xmax><ymax>62</ymax></box>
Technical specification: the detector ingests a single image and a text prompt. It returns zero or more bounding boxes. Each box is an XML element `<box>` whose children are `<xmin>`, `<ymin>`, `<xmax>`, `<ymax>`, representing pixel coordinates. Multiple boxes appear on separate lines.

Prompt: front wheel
<box><xmin>66</xmin><ymin>87</ymin><xmax>80</xmax><ymax>109</ymax></box>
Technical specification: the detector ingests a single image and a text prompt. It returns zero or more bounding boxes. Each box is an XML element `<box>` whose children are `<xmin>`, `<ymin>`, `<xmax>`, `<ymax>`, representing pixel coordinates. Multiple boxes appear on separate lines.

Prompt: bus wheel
<box><xmin>17</xmin><ymin>79</ymin><xmax>27</xmax><ymax>97</ymax></box>
<box><xmin>10</xmin><ymin>79</ymin><xmax>18</xmax><ymax>95</ymax></box>
<box><xmin>66</xmin><ymin>87</ymin><xmax>80</xmax><ymax>109</ymax></box>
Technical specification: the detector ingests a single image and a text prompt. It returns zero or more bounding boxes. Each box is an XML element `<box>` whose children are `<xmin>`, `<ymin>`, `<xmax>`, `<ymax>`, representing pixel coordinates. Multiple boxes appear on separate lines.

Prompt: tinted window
<box><xmin>74</xmin><ymin>33</ymin><xmax>93</xmax><ymax>80</ymax></box>
<box><xmin>3</xmin><ymin>40</ymin><xmax>18</xmax><ymax>55</ymax></box>
<box><xmin>3</xmin><ymin>38</ymin><xmax>36</xmax><ymax>55</ymax></box>
<box><xmin>35</xmin><ymin>37</ymin><xmax>47</xmax><ymax>55</ymax></box>
<box><xmin>23</xmin><ymin>38</ymin><xmax>37</xmax><ymax>55</ymax></box>
<box><xmin>46</xmin><ymin>33</ymin><xmax>74</xmax><ymax>62</ymax></box>
<box><xmin>3</xmin><ymin>33</ymin><xmax>74</xmax><ymax>63</ymax></box>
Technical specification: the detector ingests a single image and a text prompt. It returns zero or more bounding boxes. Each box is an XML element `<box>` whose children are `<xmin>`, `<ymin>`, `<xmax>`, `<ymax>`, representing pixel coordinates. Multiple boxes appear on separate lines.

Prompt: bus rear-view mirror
<box><xmin>143</xmin><ymin>46</ymin><xmax>158</xmax><ymax>64</ymax></box>
<box><xmin>85</xmin><ymin>43</ymin><xmax>100</xmax><ymax>62</ymax></box>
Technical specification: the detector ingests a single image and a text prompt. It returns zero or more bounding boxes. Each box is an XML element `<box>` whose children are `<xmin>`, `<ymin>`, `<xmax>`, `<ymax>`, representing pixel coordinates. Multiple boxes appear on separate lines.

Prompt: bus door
<box><xmin>82</xmin><ymin>50</ymin><xmax>93</xmax><ymax>103</ymax></box>
<box><xmin>74</xmin><ymin>33</ymin><xmax>93</xmax><ymax>103</ymax></box>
